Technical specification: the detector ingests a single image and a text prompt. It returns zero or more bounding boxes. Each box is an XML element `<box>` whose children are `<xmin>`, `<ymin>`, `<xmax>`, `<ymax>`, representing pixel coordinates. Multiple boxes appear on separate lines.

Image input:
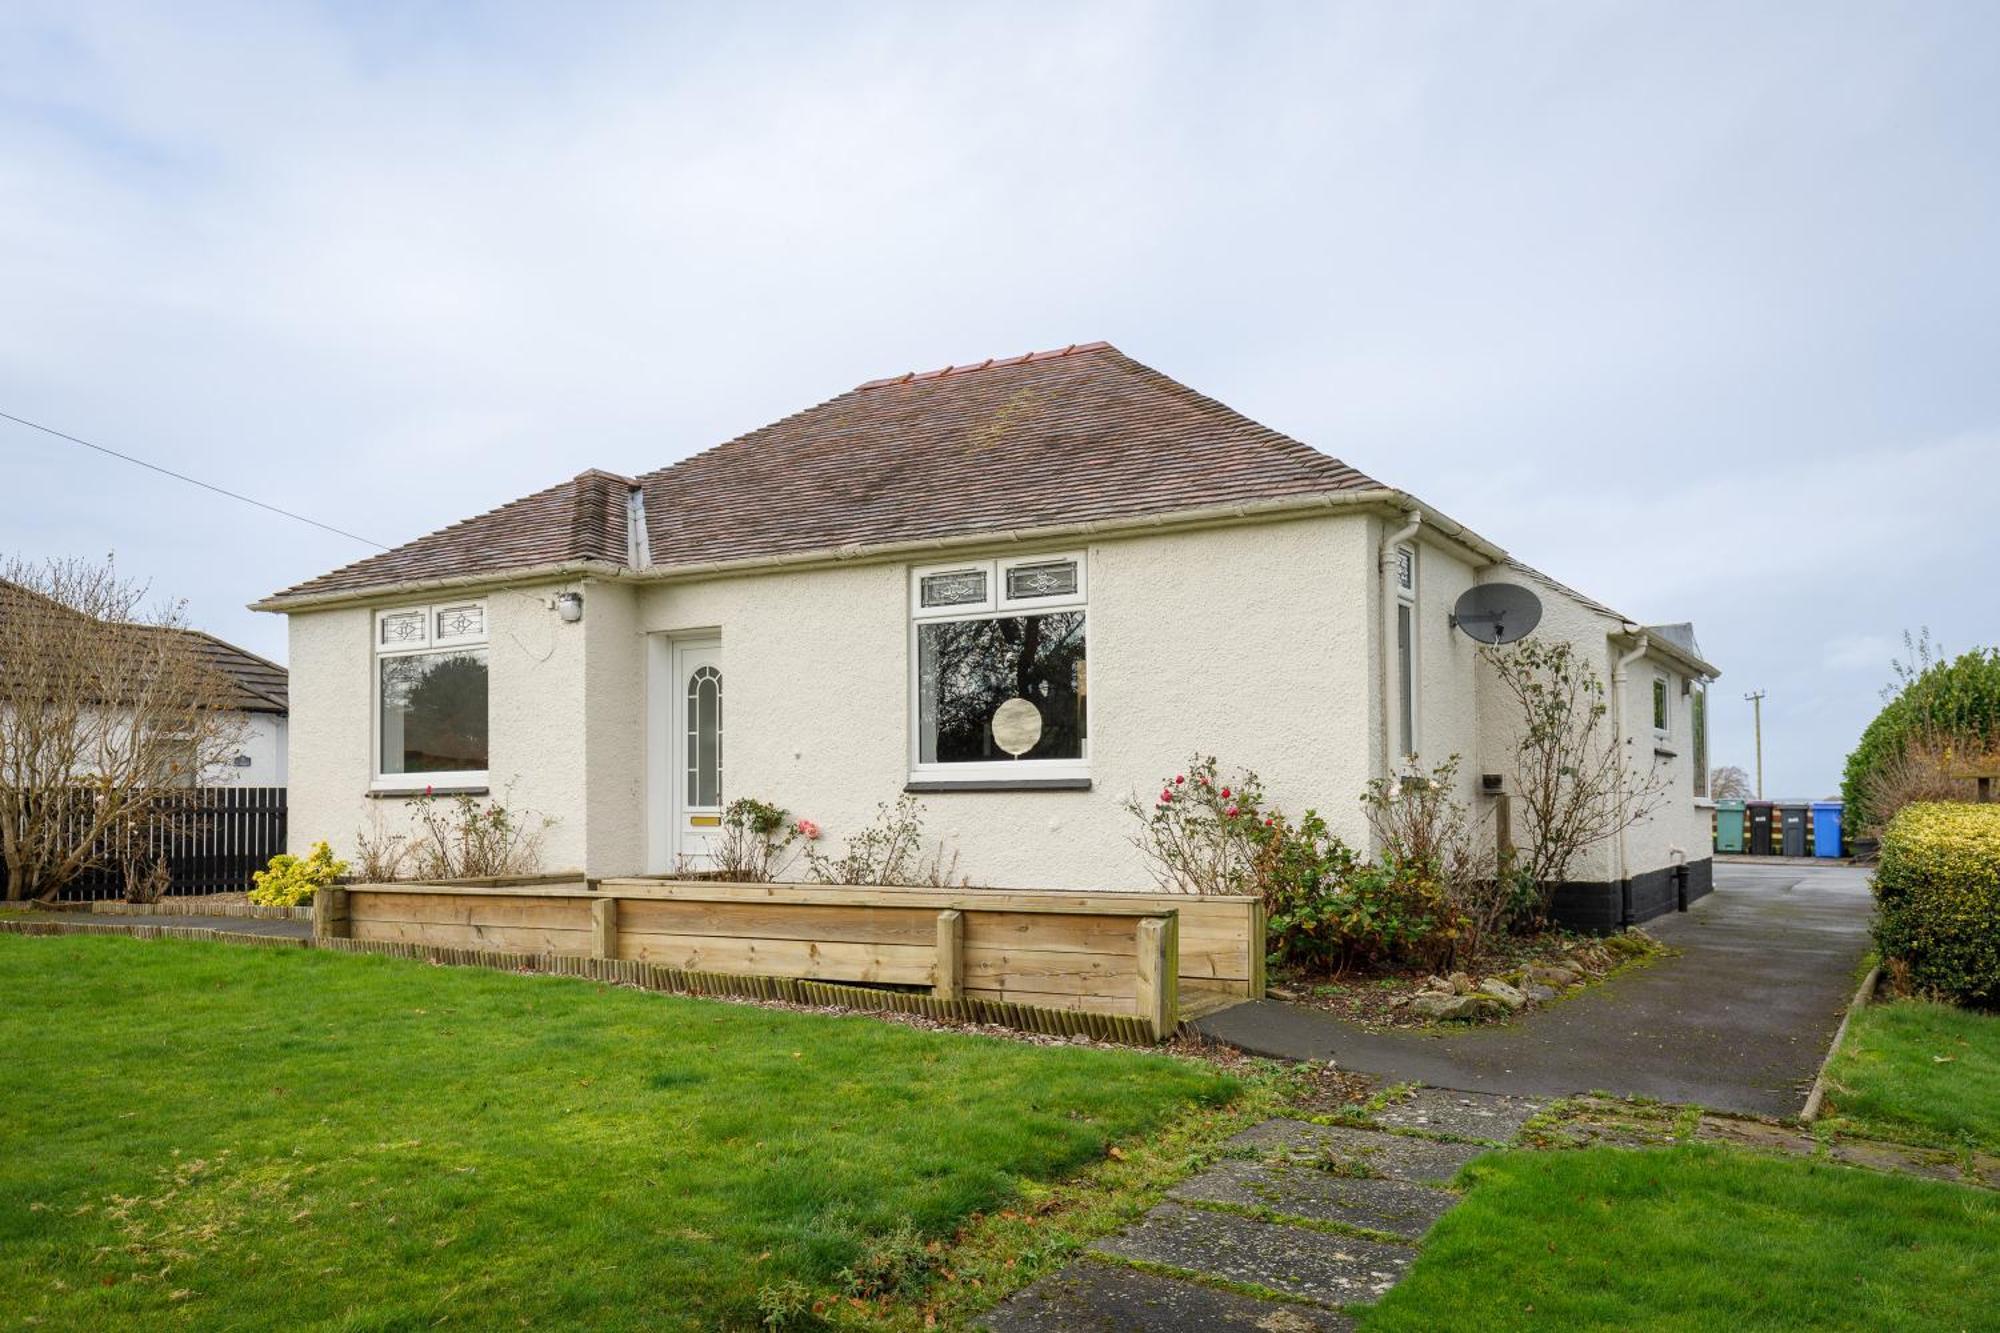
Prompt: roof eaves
<box><xmin>250</xmin><ymin>558</ymin><xmax>627</xmax><ymax>614</ymax></box>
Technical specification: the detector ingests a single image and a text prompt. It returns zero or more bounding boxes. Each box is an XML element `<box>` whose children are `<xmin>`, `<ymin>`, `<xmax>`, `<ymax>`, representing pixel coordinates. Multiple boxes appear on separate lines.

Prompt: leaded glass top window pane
<box><xmin>920</xmin><ymin>569</ymin><xmax>988</xmax><ymax>609</ymax></box>
<box><xmin>1005</xmin><ymin>560</ymin><xmax>1079</xmax><ymax>601</ymax></box>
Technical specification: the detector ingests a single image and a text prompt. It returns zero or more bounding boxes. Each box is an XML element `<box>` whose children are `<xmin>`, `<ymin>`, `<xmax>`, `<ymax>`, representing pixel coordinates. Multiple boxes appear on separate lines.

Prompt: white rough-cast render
<box><xmin>624</xmin><ymin>513</ymin><xmax>1381</xmax><ymax>888</ymax></box>
<box><xmin>285</xmin><ymin>513</ymin><xmax>1386</xmax><ymax>888</ymax></box>
<box><xmin>286</xmin><ymin>587</ymin><xmax>596</xmax><ymax>873</ymax></box>
<box><xmin>282</xmin><ymin>506</ymin><xmax>1712</xmax><ymax>895</ymax></box>
<box><xmin>1462</xmin><ymin>565</ymin><xmax>1711</xmax><ymax>884</ymax></box>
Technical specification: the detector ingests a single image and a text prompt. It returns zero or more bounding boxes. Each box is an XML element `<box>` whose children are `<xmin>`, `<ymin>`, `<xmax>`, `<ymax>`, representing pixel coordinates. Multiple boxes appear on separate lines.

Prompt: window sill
<box><xmin>367</xmin><ymin>784</ymin><xmax>490</xmax><ymax>799</ymax></box>
<box><xmin>905</xmin><ymin>778</ymin><xmax>1093</xmax><ymax>793</ymax></box>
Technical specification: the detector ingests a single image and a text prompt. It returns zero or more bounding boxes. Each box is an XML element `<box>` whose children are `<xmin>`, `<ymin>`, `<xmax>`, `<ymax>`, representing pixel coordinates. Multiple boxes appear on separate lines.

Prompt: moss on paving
<box><xmin>0</xmin><ymin>934</ymin><xmax>1237</xmax><ymax>1330</ymax></box>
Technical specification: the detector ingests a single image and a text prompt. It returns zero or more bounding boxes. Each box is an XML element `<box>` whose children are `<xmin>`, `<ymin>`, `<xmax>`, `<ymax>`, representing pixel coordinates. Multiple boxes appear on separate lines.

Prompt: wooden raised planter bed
<box><xmin>316</xmin><ymin>877</ymin><xmax>1263</xmax><ymax>1042</ymax></box>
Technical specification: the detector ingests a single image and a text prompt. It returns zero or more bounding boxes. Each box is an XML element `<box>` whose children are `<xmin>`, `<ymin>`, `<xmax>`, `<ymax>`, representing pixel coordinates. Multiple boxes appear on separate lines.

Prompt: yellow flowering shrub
<box><xmin>1873</xmin><ymin>802</ymin><xmax>2000</xmax><ymax>1005</ymax></box>
<box><xmin>248</xmin><ymin>841</ymin><xmax>348</xmax><ymax>907</ymax></box>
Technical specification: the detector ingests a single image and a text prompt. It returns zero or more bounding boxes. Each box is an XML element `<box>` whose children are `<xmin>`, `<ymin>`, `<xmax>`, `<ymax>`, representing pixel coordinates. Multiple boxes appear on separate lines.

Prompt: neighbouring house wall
<box><xmin>625</xmin><ymin>512</ymin><xmax>1380</xmax><ymax>888</ymax></box>
<box><xmin>285</xmin><ymin>587</ymin><xmax>595</xmax><ymax>871</ymax></box>
<box><xmin>202</xmin><ymin>711</ymin><xmax>286</xmax><ymax>785</ymax></box>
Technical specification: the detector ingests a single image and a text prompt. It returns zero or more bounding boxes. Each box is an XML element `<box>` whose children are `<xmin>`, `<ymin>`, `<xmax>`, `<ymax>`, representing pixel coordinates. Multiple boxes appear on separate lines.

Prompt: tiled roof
<box><xmin>0</xmin><ymin>580</ymin><xmax>288</xmax><ymax>713</ymax></box>
<box><xmin>175</xmin><ymin>631</ymin><xmax>289</xmax><ymax>713</ymax></box>
<box><xmin>264</xmin><ymin>343</ymin><xmax>1380</xmax><ymax>603</ymax></box>
<box><xmin>267</xmin><ymin>470</ymin><xmax>634</xmax><ymax>602</ymax></box>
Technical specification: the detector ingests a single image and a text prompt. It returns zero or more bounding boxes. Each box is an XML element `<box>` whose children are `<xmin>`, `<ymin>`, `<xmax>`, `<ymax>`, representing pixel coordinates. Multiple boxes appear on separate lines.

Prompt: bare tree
<box><xmin>0</xmin><ymin>556</ymin><xmax>245</xmax><ymax>901</ymax></box>
<box><xmin>1709</xmin><ymin>765</ymin><xmax>1752</xmax><ymax>800</ymax></box>
<box><xmin>1482</xmin><ymin>639</ymin><xmax>1669</xmax><ymax>915</ymax></box>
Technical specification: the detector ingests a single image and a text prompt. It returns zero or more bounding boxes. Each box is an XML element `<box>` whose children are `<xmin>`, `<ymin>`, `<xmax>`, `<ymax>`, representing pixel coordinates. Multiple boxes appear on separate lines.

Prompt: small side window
<box><xmin>1652</xmin><ymin>675</ymin><xmax>1670</xmax><ymax>736</ymax></box>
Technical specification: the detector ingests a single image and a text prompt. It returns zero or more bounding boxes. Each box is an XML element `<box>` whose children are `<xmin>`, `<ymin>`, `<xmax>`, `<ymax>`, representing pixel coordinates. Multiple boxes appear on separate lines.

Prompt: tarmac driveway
<box><xmin>1193</xmin><ymin>861</ymin><xmax>1876</xmax><ymax>1117</ymax></box>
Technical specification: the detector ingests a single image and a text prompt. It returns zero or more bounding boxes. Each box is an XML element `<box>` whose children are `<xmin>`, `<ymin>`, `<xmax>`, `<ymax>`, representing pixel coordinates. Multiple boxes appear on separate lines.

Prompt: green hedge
<box><xmin>1873</xmin><ymin>802</ymin><xmax>2000</xmax><ymax>1006</ymax></box>
<box><xmin>1842</xmin><ymin>647</ymin><xmax>2000</xmax><ymax>834</ymax></box>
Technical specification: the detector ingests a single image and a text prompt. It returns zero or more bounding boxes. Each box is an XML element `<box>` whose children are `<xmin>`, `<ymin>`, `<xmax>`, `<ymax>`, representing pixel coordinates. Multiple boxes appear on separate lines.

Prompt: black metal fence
<box><xmin>1</xmin><ymin>786</ymin><xmax>288</xmax><ymax>901</ymax></box>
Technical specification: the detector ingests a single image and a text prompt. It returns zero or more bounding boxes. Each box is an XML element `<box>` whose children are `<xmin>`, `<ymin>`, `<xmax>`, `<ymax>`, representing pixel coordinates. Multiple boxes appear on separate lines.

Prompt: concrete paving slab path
<box><xmin>1193</xmin><ymin>862</ymin><xmax>1874</xmax><ymax>1117</ymax></box>
<box><xmin>19</xmin><ymin>911</ymin><xmax>311</xmax><ymax>939</ymax></box>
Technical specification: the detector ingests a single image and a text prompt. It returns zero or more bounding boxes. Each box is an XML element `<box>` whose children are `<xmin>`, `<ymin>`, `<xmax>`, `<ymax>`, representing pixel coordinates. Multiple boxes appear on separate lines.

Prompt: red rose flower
<box><xmin>1220</xmin><ymin>786</ymin><xmax>1231</xmax><ymax>799</ymax></box>
<box><xmin>1225</xmin><ymin>805</ymin><xmax>1240</xmax><ymax>817</ymax></box>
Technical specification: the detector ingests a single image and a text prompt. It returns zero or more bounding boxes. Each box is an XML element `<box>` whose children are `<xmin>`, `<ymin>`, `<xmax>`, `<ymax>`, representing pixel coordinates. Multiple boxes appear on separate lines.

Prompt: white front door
<box><xmin>672</xmin><ymin>640</ymin><xmax>723</xmax><ymax>870</ymax></box>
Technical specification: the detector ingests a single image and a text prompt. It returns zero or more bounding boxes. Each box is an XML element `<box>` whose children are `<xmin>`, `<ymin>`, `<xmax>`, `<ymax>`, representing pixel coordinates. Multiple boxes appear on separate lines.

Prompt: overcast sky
<box><xmin>4</xmin><ymin>2</ymin><xmax>1996</xmax><ymax>799</ymax></box>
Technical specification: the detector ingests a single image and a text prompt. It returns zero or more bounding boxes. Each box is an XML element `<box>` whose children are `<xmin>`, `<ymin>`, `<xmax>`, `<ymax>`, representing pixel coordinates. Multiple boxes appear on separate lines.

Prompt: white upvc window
<box><xmin>1652</xmin><ymin>671</ymin><xmax>1672</xmax><ymax>739</ymax></box>
<box><xmin>1395</xmin><ymin>543</ymin><xmax>1420</xmax><ymax>762</ymax></box>
<box><xmin>373</xmin><ymin>600</ymin><xmax>490</xmax><ymax>790</ymax></box>
<box><xmin>909</xmin><ymin>552</ymin><xmax>1088</xmax><ymax>781</ymax></box>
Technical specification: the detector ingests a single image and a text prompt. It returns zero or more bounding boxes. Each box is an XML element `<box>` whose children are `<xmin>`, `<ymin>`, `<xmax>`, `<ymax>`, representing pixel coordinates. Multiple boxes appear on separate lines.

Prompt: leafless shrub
<box><xmin>1483</xmin><ymin>639</ymin><xmax>1670</xmax><ymax>918</ymax></box>
<box><xmin>352</xmin><ymin>806</ymin><xmax>414</xmax><ymax>882</ymax></box>
<box><xmin>121</xmin><ymin>854</ymin><xmax>171</xmax><ymax>904</ymax></box>
<box><xmin>1861</xmin><ymin>733</ymin><xmax>1974</xmax><ymax>826</ymax></box>
<box><xmin>0</xmin><ymin>555</ymin><xmax>245</xmax><ymax>901</ymax></box>
<box><xmin>407</xmin><ymin>787</ymin><xmax>554</xmax><ymax>879</ymax></box>
<box><xmin>805</xmin><ymin>795</ymin><xmax>964</xmax><ymax>886</ymax></box>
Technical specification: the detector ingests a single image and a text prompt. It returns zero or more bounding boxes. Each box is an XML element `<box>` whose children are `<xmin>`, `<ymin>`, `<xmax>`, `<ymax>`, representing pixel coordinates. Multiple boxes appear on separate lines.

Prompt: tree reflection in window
<box><xmin>918</xmin><ymin>613</ymin><xmax>1085</xmax><ymax>763</ymax></box>
<box><xmin>380</xmin><ymin>650</ymin><xmax>489</xmax><ymax>773</ymax></box>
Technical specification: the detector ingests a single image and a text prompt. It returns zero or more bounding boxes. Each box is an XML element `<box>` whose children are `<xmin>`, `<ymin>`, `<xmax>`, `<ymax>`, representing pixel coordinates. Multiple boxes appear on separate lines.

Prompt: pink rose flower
<box><xmin>1225</xmin><ymin>805</ymin><xmax>1240</xmax><ymax>818</ymax></box>
<box><xmin>1159</xmin><ymin>789</ymin><xmax>1174</xmax><ymax>804</ymax></box>
<box><xmin>795</xmin><ymin>819</ymin><xmax>822</xmax><ymax>841</ymax></box>
<box><xmin>1175</xmin><ymin>775</ymin><xmax>1185</xmax><ymax>785</ymax></box>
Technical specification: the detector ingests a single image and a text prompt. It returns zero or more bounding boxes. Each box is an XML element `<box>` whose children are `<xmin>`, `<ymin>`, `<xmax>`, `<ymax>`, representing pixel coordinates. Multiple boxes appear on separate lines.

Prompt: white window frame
<box><xmin>372</xmin><ymin>600</ymin><xmax>490</xmax><ymax>792</ymax></box>
<box><xmin>1652</xmin><ymin>671</ymin><xmax>1672</xmax><ymax>740</ymax></box>
<box><xmin>908</xmin><ymin>552</ymin><xmax>1089</xmax><ymax>782</ymax></box>
<box><xmin>1394</xmin><ymin>543</ymin><xmax>1420</xmax><ymax>763</ymax></box>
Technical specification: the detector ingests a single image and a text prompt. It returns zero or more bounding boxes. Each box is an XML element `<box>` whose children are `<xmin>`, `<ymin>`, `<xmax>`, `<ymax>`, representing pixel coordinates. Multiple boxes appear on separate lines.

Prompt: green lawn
<box><xmin>1824</xmin><ymin>998</ymin><xmax>2000</xmax><ymax>1150</ymax></box>
<box><xmin>1362</xmin><ymin>1145</ymin><xmax>2000</xmax><ymax>1332</ymax></box>
<box><xmin>0</xmin><ymin>934</ymin><xmax>1237</xmax><ymax>1330</ymax></box>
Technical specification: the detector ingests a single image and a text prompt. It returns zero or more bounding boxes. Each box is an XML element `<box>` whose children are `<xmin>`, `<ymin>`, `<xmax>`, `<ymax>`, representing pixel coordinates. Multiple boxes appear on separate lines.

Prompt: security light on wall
<box><xmin>555</xmin><ymin>591</ymin><xmax>584</xmax><ymax>623</ymax></box>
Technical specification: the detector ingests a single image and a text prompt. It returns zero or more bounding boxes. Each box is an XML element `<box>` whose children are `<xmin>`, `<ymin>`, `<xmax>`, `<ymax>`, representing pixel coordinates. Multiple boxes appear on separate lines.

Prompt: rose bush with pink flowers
<box><xmin>1128</xmin><ymin>753</ymin><xmax>1496</xmax><ymax>974</ymax></box>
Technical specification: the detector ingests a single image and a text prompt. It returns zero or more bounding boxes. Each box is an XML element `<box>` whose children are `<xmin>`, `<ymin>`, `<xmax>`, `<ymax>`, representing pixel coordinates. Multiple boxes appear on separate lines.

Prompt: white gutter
<box><xmin>251</xmin><ymin>487</ymin><xmax>1508</xmax><ymax>614</ymax></box>
<box><xmin>1611</xmin><ymin>632</ymin><xmax>1651</xmax><ymax>916</ymax></box>
<box><xmin>1379</xmin><ymin>507</ymin><xmax>1423</xmax><ymax>777</ymax></box>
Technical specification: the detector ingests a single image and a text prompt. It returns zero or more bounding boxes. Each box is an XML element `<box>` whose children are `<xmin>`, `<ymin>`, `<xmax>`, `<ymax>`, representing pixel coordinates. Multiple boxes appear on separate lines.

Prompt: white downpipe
<box><xmin>1611</xmin><ymin>633</ymin><xmax>1651</xmax><ymax>915</ymax></box>
<box><xmin>1380</xmin><ymin>509</ymin><xmax>1422</xmax><ymax>778</ymax></box>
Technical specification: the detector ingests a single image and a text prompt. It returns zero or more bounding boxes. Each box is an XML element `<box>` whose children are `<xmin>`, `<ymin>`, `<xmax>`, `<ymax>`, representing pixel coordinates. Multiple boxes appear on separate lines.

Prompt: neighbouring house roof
<box><xmin>0</xmin><ymin>579</ymin><xmax>289</xmax><ymax>713</ymax></box>
<box><xmin>173</xmin><ymin>631</ymin><xmax>289</xmax><ymax>713</ymax></box>
<box><xmin>259</xmin><ymin>343</ymin><xmax>1380</xmax><ymax>605</ymax></box>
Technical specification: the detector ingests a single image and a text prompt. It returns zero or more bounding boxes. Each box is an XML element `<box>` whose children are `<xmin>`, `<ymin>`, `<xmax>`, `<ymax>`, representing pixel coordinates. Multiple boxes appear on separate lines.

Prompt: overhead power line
<box><xmin>1</xmin><ymin>408</ymin><xmax>390</xmax><ymax>551</ymax></box>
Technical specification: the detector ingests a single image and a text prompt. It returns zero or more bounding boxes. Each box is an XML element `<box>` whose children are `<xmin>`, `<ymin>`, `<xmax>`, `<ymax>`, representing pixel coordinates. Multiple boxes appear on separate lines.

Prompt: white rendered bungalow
<box><xmin>257</xmin><ymin>342</ymin><xmax>1718</xmax><ymax>929</ymax></box>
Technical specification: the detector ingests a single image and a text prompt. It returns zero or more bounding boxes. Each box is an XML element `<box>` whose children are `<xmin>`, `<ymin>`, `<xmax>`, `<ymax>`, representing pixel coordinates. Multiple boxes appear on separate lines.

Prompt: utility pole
<box><xmin>1744</xmin><ymin>690</ymin><xmax>1767</xmax><ymax>798</ymax></box>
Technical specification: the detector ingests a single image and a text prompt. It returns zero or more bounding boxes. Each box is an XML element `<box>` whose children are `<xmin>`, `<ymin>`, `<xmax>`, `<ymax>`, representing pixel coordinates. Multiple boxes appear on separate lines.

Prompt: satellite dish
<box><xmin>1451</xmin><ymin>583</ymin><xmax>1543</xmax><ymax>645</ymax></box>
